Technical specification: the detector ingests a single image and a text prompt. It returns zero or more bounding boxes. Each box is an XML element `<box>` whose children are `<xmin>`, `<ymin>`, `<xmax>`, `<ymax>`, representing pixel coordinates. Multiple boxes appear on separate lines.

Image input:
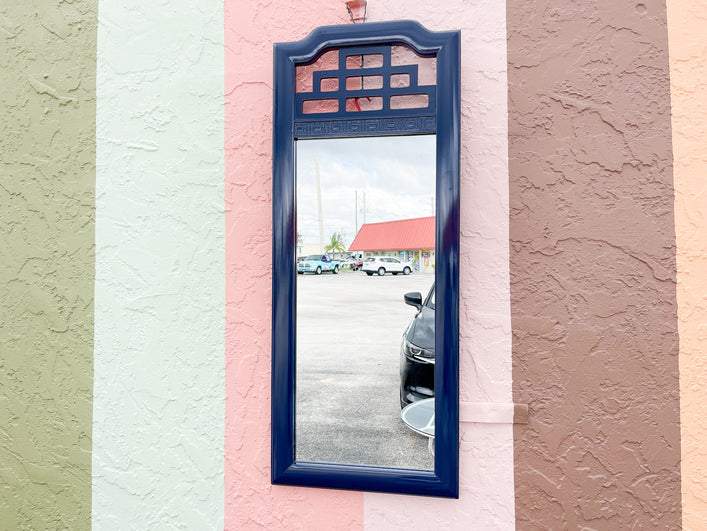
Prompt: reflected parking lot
<box><xmin>296</xmin><ymin>270</ymin><xmax>435</xmax><ymax>470</ymax></box>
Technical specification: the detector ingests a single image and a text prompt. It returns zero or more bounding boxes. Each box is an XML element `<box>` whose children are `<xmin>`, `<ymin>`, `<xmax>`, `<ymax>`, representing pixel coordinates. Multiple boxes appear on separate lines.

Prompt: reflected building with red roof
<box><xmin>348</xmin><ymin>216</ymin><xmax>435</xmax><ymax>273</ymax></box>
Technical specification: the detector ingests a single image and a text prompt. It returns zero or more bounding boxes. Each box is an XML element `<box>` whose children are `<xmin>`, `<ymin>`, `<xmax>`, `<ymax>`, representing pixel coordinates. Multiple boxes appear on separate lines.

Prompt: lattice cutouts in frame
<box><xmin>294</xmin><ymin>44</ymin><xmax>436</xmax><ymax>119</ymax></box>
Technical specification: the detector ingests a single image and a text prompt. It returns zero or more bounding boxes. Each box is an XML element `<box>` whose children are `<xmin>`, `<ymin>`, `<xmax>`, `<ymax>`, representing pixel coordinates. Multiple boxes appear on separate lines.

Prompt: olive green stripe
<box><xmin>0</xmin><ymin>2</ymin><xmax>97</xmax><ymax>529</ymax></box>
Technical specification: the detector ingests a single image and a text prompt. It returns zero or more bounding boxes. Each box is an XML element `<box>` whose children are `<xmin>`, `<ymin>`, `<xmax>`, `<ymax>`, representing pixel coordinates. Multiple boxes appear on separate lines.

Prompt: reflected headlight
<box><xmin>403</xmin><ymin>338</ymin><xmax>434</xmax><ymax>363</ymax></box>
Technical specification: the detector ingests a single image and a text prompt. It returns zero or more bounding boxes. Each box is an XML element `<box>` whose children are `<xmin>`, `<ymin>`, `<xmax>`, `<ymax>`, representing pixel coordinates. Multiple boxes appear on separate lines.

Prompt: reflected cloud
<box><xmin>297</xmin><ymin>135</ymin><xmax>436</xmax><ymax>245</ymax></box>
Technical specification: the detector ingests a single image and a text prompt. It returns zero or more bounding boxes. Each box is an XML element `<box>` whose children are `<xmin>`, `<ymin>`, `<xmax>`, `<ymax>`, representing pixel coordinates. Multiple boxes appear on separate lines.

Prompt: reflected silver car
<box><xmin>362</xmin><ymin>256</ymin><xmax>412</xmax><ymax>276</ymax></box>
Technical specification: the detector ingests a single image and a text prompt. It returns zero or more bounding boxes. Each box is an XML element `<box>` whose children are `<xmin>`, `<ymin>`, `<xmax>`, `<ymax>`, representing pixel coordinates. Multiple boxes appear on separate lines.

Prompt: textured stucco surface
<box><xmin>93</xmin><ymin>1</ymin><xmax>225</xmax><ymax>528</ymax></box>
<box><xmin>0</xmin><ymin>1</ymin><xmax>96</xmax><ymax>529</ymax></box>
<box><xmin>508</xmin><ymin>1</ymin><xmax>682</xmax><ymax>528</ymax></box>
<box><xmin>667</xmin><ymin>0</ymin><xmax>707</xmax><ymax>527</ymax></box>
<box><xmin>3</xmin><ymin>0</ymin><xmax>703</xmax><ymax>528</ymax></box>
<box><xmin>225</xmin><ymin>0</ymin><xmax>515</xmax><ymax>529</ymax></box>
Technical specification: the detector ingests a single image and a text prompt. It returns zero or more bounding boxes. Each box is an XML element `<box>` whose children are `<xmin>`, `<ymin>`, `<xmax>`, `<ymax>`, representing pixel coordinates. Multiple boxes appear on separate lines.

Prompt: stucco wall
<box><xmin>508</xmin><ymin>0</ymin><xmax>681</xmax><ymax>528</ymax></box>
<box><xmin>668</xmin><ymin>0</ymin><xmax>707</xmax><ymax>527</ymax></box>
<box><xmin>0</xmin><ymin>2</ymin><xmax>96</xmax><ymax>528</ymax></box>
<box><xmin>2</xmin><ymin>0</ymin><xmax>702</xmax><ymax>528</ymax></box>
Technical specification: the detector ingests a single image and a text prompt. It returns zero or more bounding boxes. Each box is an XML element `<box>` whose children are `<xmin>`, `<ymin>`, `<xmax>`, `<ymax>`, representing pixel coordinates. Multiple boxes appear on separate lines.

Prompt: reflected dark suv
<box><xmin>400</xmin><ymin>283</ymin><xmax>435</xmax><ymax>407</ymax></box>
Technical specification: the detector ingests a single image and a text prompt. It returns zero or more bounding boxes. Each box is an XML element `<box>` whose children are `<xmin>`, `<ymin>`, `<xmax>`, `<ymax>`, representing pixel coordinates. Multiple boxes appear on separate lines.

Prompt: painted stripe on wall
<box><xmin>508</xmin><ymin>1</ymin><xmax>681</xmax><ymax>527</ymax></box>
<box><xmin>363</xmin><ymin>0</ymin><xmax>515</xmax><ymax>528</ymax></box>
<box><xmin>0</xmin><ymin>2</ymin><xmax>96</xmax><ymax>528</ymax></box>
<box><xmin>667</xmin><ymin>0</ymin><xmax>707</xmax><ymax>526</ymax></box>
<box><xmin>93</xmin><ymin>2</ymin><xmax>225</xmax><ymax>527</ymax></box>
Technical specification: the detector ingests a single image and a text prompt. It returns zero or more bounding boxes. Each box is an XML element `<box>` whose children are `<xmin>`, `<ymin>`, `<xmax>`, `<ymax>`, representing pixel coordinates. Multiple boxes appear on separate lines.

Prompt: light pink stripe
<box><xmin>363</xmin><ymin>1</ymin><xmax>514</xmax><ymax>528</ymax></box>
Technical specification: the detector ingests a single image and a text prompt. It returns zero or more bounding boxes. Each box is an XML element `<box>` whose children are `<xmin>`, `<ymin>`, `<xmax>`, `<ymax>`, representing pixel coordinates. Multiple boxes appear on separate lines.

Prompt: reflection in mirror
<box><xmin>295</xmin><ymin>135</ymin><xmax>436</xmax><ymax>469</ymax></box>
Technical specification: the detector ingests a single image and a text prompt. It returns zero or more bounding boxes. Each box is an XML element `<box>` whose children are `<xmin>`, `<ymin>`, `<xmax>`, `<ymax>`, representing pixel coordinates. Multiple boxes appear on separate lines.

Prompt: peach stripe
<box><xmin>667</xmin><ymin>1</ymin><xmax>707</xmax><ymax>527</ymax></box>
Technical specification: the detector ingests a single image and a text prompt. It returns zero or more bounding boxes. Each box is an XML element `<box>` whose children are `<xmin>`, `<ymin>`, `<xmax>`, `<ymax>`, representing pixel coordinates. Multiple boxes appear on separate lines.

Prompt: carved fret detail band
<box><xmin>294</xmin><ymin>116</ymin><xmax>436</xmax><ymax>138</ymax></box>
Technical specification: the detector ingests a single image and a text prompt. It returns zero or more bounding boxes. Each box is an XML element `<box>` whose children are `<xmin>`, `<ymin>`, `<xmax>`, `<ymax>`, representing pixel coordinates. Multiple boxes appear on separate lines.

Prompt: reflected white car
<box><xmin>362</xmin><ymin>256</ymin><xmax>413</xmax><ymax>276</ymax></box>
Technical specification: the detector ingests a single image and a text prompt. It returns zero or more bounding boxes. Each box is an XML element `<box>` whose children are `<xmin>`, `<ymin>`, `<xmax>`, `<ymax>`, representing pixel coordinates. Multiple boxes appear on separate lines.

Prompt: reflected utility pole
<box><xmin>316</xmin><ymin>159</ymin><xmax>324</xmax><ymax>252</ymax></box>
<box><xmin>362</xmin><ymin>191</ymin><xmax>366</xmax><ymax>225</ymax></box>
<box><xmin>355</xmin><ymin>190</ymin><xmax>358</xmax><ymax>235</ymax></box>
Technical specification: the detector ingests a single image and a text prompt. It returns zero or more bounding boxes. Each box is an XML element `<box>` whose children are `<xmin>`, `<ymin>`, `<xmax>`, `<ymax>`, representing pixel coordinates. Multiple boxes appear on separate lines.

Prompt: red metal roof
<box><xmin>349</xmin><ymin>216</ymin><xmax>435</xmax><ymax>251</ymax></box>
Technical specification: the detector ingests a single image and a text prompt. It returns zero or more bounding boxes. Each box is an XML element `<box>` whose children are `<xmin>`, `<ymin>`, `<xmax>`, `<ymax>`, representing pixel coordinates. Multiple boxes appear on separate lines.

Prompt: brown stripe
<box><xmin>507</xmin><ymin>1</ymin><xmax>681</xmax><ymax>528</ymax></box>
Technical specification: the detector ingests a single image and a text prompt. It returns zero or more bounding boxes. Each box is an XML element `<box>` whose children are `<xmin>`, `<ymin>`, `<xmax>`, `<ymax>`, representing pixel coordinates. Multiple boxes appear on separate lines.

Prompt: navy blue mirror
<box><xmin>272</xmin><ymin>20</ymin><xmax>459</xmax><ymax>497</ymax></box>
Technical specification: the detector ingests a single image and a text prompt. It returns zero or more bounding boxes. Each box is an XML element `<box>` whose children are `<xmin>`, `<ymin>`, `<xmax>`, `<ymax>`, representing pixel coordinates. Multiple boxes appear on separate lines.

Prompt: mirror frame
<box><xmin>272</xmin><ymin>20</ymin><xmax>460</xmax><ymax>498</ymax></box>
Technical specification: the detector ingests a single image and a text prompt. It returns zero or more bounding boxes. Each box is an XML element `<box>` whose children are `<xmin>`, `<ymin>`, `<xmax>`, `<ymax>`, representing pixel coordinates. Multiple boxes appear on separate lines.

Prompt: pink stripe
<box><xmin>224</xmin><ymin>1</ymin><xmax>363</xmax><ymax>528</ymax></box>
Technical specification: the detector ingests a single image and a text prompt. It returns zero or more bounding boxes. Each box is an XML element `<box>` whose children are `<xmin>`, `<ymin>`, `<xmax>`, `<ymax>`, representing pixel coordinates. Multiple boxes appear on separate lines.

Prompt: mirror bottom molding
<box><xmin>273</xmin><ymin>461</ymin><xmax>458</xmax><ymax>498</ymax></box>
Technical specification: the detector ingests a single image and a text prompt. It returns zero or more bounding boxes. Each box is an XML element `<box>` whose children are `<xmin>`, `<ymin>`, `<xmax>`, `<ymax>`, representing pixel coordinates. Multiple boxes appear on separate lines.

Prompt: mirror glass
<box><xmin>295</xmin><ymin>134</ymin><xmax>436</xmax><ymax>469</ymax></box>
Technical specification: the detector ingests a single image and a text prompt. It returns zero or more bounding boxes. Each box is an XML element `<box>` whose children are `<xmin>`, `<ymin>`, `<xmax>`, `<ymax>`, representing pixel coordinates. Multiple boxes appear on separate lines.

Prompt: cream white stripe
<box><xmin>93</xmin><ymin>2</ymin><xmax>224</xmax><ymax>528</ymax></box>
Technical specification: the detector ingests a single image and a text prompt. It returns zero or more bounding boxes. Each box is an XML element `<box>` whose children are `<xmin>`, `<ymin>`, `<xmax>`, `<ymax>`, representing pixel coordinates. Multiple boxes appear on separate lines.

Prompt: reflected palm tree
<box><xmin>325</xmin><ymin>231</ymin><xmax>346</xmax><ymax>258</ymax></box>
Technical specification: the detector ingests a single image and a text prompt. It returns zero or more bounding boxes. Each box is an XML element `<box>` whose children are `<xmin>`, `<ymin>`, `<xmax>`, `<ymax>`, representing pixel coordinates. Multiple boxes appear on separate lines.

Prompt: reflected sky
<box><xmin>296</xmin><ymin>135</ymin><xmax>436</xmax><ymax>246</ymax></box>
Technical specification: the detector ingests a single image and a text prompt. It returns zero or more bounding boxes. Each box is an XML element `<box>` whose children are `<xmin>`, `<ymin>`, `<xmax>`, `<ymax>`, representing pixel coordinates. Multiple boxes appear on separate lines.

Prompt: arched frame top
<box><xmin>272</xmin><ymin>20</ymin><xmax>460</xmax><ymax>498</ymax></box>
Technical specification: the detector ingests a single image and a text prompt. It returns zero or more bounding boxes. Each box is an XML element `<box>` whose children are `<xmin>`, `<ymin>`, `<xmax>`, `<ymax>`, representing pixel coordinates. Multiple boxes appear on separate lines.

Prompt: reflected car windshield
<box><xmin>425</xmin><ymin>285</ymin><xmax>435</xmax><ymax>310</ymax></box>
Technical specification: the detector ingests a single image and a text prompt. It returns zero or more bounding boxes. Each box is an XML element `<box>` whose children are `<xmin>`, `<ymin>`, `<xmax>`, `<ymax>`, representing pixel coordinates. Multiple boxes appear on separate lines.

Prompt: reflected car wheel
<box><xmin>403</xmin><ymin>267</ymin><xmax>411</xmax><ymax>275</ymax></box>
<box><xmin>315</xmin><ymin>266</ymin><xmax>322</xmax><ymax>275</ymax></box>
<box><xmin>333</xmin><ymin>265</ymin><xmax>339</xmax><ymax>274</ymax></box>
<box><xmin>366</xmin><ymin>271</ymin><xmax>373</xmax><ymax>276</ymax></box>
<box><xmin>377</xmin><ymin>267</ymin><xmax>385</xmax><ymax>276</ymax></box>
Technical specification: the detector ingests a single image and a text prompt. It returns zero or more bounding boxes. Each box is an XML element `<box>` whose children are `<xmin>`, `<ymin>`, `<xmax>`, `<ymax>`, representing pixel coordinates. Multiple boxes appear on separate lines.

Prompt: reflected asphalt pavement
<box><xmin>295</xmin><ymin>270</ymin><xmax>435</xmax><ymax>470</ymax></box>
